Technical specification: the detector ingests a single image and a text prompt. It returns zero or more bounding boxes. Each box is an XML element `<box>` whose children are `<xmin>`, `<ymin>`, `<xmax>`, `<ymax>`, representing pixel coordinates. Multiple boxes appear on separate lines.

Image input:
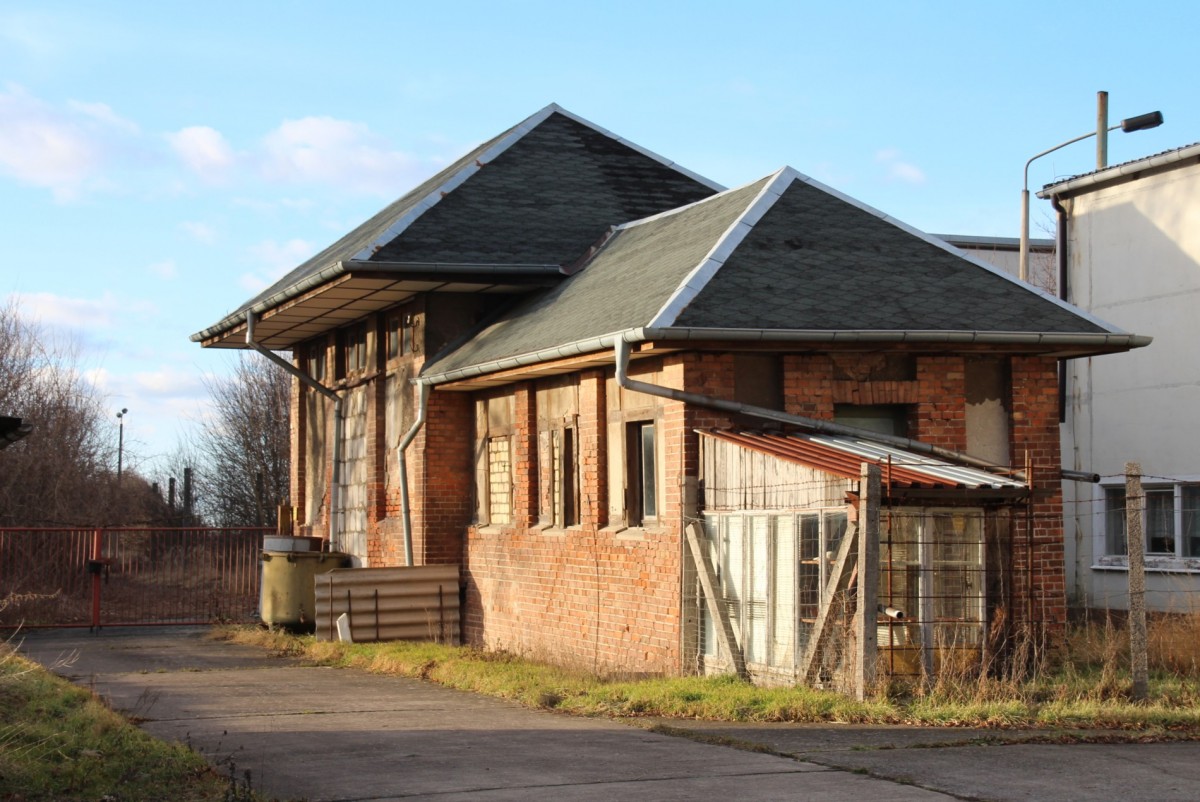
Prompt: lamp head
<box><xmin>1121</xmin><ymin>111</ymin><xmax>1164</xmax><ymax>133</ymax></box>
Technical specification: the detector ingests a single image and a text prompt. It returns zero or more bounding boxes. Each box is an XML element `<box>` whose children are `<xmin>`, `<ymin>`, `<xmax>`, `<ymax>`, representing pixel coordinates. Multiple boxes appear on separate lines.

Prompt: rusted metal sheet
<box><xmin>314</xmin><ymin>564</ymin><xmax>460</xmax><ymax>644</ymax></box>
<box><xmin>700</xmin><ymin>429</ymin><xmax>1024</xmax><ymax>491</ymax></box>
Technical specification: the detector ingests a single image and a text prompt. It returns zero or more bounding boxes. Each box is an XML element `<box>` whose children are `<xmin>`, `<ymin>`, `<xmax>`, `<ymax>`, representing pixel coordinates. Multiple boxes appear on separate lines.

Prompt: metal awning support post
<box><xmin>246</xmin><ymin>314</ymin><xmax>343</xmax><ymax>547</ymax></box>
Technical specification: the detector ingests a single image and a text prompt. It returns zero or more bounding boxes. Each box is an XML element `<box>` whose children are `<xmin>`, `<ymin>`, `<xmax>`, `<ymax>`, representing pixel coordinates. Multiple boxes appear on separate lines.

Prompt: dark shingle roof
<box><xmin>207</xmin><ymin>104</ymin><xmax>721</xmax><ymax>334</ymax></box>
<box><xmin>424</xmin><ymin>168</ymin><xmax>1137</xmax><ymax>382</ymax></box>
<box><xmin>424</xmin><ymin>177</ymin><xmax>772</xmax><ymax>375</ymax></box>
<box><xmin>673</xmin><ymin>173</ymin><xmax>1107</xmax><ymax>333</ymax></box>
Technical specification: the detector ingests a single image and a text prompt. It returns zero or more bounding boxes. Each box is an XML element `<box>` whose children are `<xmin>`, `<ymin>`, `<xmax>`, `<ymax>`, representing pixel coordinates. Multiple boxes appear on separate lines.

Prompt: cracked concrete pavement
<box><xmin>17</xmin><ymin>627</ymin><xmax>1200</xmax><ymax>801</ymax></box>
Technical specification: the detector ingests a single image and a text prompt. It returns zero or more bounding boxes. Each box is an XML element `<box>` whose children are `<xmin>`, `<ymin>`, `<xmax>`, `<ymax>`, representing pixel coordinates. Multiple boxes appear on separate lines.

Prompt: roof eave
<box><xmin>1038</xmin><ymin>141</ymin><xmax>1200</xmax><ymax>199</ymax></box>
<box><xmin>191</xmin><ymin>261</ymin><xmax>565</xmax><ymax>345</ymax></box>
<box><xmin>419</xmin><ymin>326</ymin><xmax>1152</xmax><ymax>387</ymax></box>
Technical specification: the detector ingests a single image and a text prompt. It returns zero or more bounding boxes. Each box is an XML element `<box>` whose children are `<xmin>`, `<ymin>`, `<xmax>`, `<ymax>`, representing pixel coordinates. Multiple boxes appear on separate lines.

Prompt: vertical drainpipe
<box><xmin>396</xmin><ymin>380</ymin><xmax>430</xmax><ymax>567</ymax></box>
<box><xmin>1052</xmin><ymin>194</ymin><xmax>1070</xmax><ymax>424</ymax></box>
<box><xmin>245</xmin><ymin>313</ymin><xmax>343</xmax><ymax>548</ymax></box>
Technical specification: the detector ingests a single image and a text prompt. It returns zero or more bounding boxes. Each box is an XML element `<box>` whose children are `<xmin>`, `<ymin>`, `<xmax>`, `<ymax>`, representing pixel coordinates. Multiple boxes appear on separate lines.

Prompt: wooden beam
<box><xmin>800</xmin><ymin>520</ymin><xmax>859</xmax><ymax>685</ymax></box>
<box><xmin>684</xmin><ymin>522</ymin><xmax>748</xmax><ymax>681</ymax></box>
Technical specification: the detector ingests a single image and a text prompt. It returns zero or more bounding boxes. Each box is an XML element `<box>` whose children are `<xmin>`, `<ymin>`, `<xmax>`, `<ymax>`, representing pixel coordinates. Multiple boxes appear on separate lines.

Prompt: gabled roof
<box><xmin>700</xmin><ymin>429</ymin><xmax>1026</xmax><ymax>495</ymax></box>
<box><xmin>192</xmin><ymin>104</ymin><xmax>721</xmax><ymax>349</ymax></box>
<box><xmin>423</xmin><ymin>167</ymin><xmax>1149</xmax><ymax>386</ymax></box>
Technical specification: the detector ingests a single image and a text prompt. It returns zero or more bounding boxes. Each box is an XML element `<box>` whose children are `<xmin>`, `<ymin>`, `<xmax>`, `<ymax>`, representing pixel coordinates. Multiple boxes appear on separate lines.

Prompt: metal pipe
<box><xmin>396</xmin><ymin>381</ymin><xmax>431</xmax><ymax>567</ymax></box>
<box><xmin>613</xmin><ymin>339</ymin><xmax>1021</xmax><ymax>479</ymax></box>
<box><xmin>246</xmin><ymin>313</ymin><xmax>343</xmax><ymax>547</ymax></box>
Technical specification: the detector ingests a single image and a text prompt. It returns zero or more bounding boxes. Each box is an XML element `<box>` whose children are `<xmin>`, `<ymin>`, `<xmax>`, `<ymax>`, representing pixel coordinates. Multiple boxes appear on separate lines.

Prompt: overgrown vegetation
<box><xmin>0</xmin><ymin>641</ymin><xmax>258</xmax><ymax>801</ymax></box>
<box><xmin>219</xmin><ymin>614</ymin><xmax>1200</xmax><ymax>735</ymax></box>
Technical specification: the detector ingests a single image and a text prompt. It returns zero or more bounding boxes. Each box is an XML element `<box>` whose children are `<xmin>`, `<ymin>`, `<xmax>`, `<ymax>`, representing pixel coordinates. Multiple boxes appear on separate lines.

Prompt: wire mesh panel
<box><xmin>878</xmin><ymin>509</ymin><xmax>987</xmax><ymax>677</ymax></box>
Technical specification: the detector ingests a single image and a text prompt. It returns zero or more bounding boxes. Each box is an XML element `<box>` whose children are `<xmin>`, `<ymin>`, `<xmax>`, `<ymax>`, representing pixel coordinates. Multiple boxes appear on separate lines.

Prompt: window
<box><xmin>1105</xmin><ymin>483</ymin><xmax>1200</xmax><ymax>558</ymax></box>
<box><xmin>337</xmin><ymin>322</ymin><xmax>368</xmax><ymax>378</ymax></box>
<box><xmin>305</xmin><ymin>340</ymin><xmax>326</xmax><ymax>382</ymax></box>
<box><xmin>386</xmin><ymin>310</ymin><xmax>415</xmax><ymax>361</ymax></box>
<box><xmin>540</xmin><ymin>426</ymin><xmax>579</xmax><ymax>527</ymax></box>
<box><xmin>626</xmin><ymin>421</ymin><xmax>656</xmax><ymax>525</ymax></box>
<box><xmin>486</xmin><ymin>437</ymin><xmax>512</xmax><ymax>525</ymax></box>
<box><xmin>834</xmin><ymin>404</ymin><xmax>910</xmax><ymax>438</ymax></box>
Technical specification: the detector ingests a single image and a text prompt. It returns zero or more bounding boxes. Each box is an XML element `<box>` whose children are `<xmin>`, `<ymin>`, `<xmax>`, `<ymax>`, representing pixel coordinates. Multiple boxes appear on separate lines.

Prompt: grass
<box><xmin>218</xmin><ymin>621</ymin><xmax>1200</xmax><ymax>736</ymax></box>
<box><xmin>0</xmin><ymin>641</ymin><xmax>259</xmax><ymax>802</ymax></box>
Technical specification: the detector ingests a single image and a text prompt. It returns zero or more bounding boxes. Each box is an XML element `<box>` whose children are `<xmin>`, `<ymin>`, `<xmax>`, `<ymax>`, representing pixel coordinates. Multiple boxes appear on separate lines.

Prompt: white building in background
<box><xmin>1040</xmin><ymin>142</ymin><xmax>1200</xmax><ymax>612</ymax></box>
<box><xmin>935</xmin><ymin>234</ymin><xmax>1056</xmax><ymax>291</ymax></box>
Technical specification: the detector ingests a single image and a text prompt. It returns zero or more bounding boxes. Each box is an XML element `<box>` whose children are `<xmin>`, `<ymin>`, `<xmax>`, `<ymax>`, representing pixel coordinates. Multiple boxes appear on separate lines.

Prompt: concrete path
<box><xmin>17</xmin><ymin>628</ymin><xmax>1200</xmax><ymax>801</ymax></box>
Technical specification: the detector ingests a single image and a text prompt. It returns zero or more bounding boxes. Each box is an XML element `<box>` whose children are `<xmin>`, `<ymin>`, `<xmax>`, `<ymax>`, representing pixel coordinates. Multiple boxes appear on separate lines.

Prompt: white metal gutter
<box><xmin>420</xmin><ymin>326</ymin><xmax>1151</xmax><ymax>387</ymax></box>
<box><xmin>1038</xmin><ymin>141</ymin><xmax>1200</xmax><ymax>199</ymax></box>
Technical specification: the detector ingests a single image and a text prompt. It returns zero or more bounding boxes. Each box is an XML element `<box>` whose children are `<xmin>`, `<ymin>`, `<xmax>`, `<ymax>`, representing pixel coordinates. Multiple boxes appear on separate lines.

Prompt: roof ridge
<box><xmin>647</xmin><ymin>167</ymin><xmax>797</xmax><ymax>329</ymax></box>
<box><xmin>348</xmin><ymin>104</ymin><xmax>724</xmax><ymax>263</ymax></box>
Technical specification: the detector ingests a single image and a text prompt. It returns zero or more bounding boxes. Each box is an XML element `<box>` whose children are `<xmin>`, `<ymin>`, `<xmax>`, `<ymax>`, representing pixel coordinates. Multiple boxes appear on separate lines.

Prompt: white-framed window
<box><xmin>626</xmin><ymin>421</ymin><xmax>657</xmax><ymax>526</ymax></box>
<box><xmin>1103</xmin><ymin>482</ymin><xmax>1200</xmax><ymax>559</ymax></box>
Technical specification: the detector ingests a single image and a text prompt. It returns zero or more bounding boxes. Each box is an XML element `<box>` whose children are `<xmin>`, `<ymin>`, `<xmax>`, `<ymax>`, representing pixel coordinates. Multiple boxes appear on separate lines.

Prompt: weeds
<box><xmin>216</xmin><ymin>617</ymin><xmax>1200</xmax><ymax>734</ymax></box>
<box><xmin>0</xmin><ymin>638</ymin><xmax>256</xmax><ymax>801</ymax></box>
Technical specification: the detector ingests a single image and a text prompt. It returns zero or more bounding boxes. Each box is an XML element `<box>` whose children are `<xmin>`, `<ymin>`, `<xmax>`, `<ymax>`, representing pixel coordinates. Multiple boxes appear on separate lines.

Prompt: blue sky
<box><xmin>2</xmin><ymin>0</ymin><xmax>1195</xmax><ymax>470</ymax></box>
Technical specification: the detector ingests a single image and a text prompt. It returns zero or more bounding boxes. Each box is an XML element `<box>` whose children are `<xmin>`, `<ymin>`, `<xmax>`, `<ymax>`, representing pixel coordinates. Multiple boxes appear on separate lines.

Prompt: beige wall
<box><xmin>1059</xmin><ymin>159</ymin><xmax>1200</xmax><ymax>609</ymax></box>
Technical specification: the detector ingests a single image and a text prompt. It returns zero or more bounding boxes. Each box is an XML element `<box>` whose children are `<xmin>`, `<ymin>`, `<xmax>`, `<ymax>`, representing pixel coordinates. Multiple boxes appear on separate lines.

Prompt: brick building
<box><xmin>193</xmin><ymin>105</ymin><xmax>1147</xmax><ymax>681</ymax></box>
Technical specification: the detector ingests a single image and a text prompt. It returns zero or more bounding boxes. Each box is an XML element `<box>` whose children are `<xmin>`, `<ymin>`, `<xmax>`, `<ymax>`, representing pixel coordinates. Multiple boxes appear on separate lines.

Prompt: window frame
<box><xmin>1099</xmin><ymin>479</ymin><xmax>1200</xmax><ymax>567</ymax></box>
<box><xmin>625</xmin><ymin>420</ymin><xmax>657</xmax><ymax>527</ymax></box>
<box><xmin>336</xmin><ymin>321</ymin><xmax>369</xmax><ymax>380</ymax></box>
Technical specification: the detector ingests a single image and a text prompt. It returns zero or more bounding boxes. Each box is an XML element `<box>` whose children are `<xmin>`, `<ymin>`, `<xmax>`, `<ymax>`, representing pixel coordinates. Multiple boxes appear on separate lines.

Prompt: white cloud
<box><xmin>240</xmin><ymin>238</ymin><xmax>315</xmax><ymax>292</ymax></box>
<box><xmin>132</xmin><ymin>366</ymin><xmax>206</xmax><ymax>398</ymax></box>
<box><xmin>180</xmin><ymin>220</ymin><xmax>217</xmax><ymax>244</ymax></box>
<box><xmin>67</xmin><ymin>100</ymin><xmax>139</xmax><ymax>135</ymax></box>
<box><xmin>261</xmin><ymin>116</ymin><xmax>419</xmax><ymax>195</ymax></box>
<box><xmin>0</xmin><ymin>84</ymin><xmax>109</xmax><ymax>200</ymax></box>
<box><xmin>11</xmin><ymin>290</ymin><xmax>124</xmax><ymax>329</ymax></box>
<box><xmin>148</xmin><ymin>259</ymin><xmax>178</xmax><ymax>279</ymax></box>
<box><xmin>876</xmin><ymin>148</ymin><xmax>926</xmax><ymax>185</ymax></box>
<box><xmin>167</xmin><ymin>125</ymin><xmax>235</xmax><ymax>181</ymax></box>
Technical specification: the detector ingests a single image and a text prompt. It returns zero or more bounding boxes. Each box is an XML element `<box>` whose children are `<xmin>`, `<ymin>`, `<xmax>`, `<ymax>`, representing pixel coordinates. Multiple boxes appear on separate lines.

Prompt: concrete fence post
<box><xmin>1125</xmin><ymin>462</ymin><xmax>1148</xmax><ymax>701</ymax></box>
<box><xmin>856</xmin><ymin>463</ymin><xmax>880</xmax><ymax>700</ymax></box>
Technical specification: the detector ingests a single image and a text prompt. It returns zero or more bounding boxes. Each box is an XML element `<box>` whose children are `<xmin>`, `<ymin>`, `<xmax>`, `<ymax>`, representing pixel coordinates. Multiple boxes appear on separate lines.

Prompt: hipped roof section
<box><xmin>191</xmin><ymin>104</ymin><xmax>721</xmax><ymax>348</ymax></box>
<box><xmin>422</xmin><ymin>167</ymin><xmax>1149</xmax><ymax>385</ymax></box>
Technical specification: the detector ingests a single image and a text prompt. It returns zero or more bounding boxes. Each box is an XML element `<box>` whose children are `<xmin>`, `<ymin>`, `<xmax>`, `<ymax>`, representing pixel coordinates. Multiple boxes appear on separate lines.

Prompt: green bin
<box><xmin>260</xmin><ymin>550</ymin><xmax>349</xmax><ymax>631</ymax></box>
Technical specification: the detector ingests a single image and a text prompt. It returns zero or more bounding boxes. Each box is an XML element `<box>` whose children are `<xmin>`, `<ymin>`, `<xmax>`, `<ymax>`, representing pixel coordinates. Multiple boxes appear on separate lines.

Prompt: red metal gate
<box><xmin>0</xmin><ymin>527</ymin><xmax>267</xmax><ymax>629</ymax></box>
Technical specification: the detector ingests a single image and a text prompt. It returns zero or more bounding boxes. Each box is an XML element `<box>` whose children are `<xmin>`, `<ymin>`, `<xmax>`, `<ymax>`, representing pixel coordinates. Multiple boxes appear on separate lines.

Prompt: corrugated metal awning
<box><xmin>699</xmin><ymin>429</ymin><xmax>1026</xmax><ymax>491</ymax></box>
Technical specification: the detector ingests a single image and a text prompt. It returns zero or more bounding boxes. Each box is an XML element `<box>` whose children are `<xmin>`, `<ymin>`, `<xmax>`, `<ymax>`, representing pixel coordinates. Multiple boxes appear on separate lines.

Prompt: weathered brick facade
<box><xmin>290</xmin><ymin>341</ymin><xmax>1067</xmax><ymax>675</ymax></box>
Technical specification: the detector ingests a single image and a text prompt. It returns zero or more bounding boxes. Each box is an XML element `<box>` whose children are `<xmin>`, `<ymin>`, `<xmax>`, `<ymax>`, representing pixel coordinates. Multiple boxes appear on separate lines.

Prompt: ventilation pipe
<box><xmin>246</xmin><ymin>314</ymin><xmax>343</xmax><ymax>547</ymax></box>
<box><xmin>396</xmin><ymin>381</ymin><xmax>431</xmax><ymax>567</ymax></box>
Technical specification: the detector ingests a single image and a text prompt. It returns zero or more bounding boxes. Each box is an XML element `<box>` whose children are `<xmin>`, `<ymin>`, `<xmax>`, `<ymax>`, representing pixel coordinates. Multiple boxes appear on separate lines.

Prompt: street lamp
<box><xmin>1020</xmin><ymin>95</ymin><xmax>1162</xmax><ymax>282</ymax></box>
<box><xmin>116</xmin><ymin>408</ymin><xmax>128</xmax><ymax>484</ymax></box>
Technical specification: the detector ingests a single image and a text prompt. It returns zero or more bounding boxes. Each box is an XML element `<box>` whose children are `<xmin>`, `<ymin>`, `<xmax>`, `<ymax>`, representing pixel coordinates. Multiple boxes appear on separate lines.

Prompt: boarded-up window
<box><xmin>487</xmin><ymin>437</ymin><xmax>512</xmax><ymax>525</ymax></box>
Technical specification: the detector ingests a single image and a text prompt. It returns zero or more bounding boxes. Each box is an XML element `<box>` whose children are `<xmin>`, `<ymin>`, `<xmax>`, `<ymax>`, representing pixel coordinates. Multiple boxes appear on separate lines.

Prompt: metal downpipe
<box><xmin>614</xmin><ymin>338</ymin><xmax>1025</xmax><ymax>480</ymax></box>
<box><xmin>396</xmin><ymin>381</ymin><xmax>431</xmax><ymax>567</ymax></box>
<box><xmin>246</xmin><ymin>314</ymin><xmax>343</xmax><ymax>547</ymax></box>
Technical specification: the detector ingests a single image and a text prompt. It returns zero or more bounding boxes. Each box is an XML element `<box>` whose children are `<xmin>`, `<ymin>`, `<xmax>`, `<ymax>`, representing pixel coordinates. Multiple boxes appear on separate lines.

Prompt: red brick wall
<box><xmin>1010</xmin><ymin>356</ymin><xmax>1066</xmax><ymax>630</ymax></box>
<box><xmin>291</xmin><ymin>344</ymin><xmax>1068</xmax><ymax>671</ymax></box>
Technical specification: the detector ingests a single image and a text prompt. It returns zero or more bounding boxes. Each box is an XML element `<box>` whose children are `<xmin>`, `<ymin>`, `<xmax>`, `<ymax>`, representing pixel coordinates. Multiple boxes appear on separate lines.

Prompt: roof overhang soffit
<box><xmin>196</xmin><ymin>262</ymin><xmax>563</xmax><ymax>350</ymax></box>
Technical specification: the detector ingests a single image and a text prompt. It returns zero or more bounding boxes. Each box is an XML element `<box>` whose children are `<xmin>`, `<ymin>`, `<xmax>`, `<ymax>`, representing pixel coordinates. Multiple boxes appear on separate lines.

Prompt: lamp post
<box><xmin>116</xmin><ymin>408</ymin><xmax>128</xmax><ymax>484</ymax></box>
<box><xmin>1020</xmin><ymin>96</ymin><xmax>1162</xmax><ymax>283</ymax></box>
